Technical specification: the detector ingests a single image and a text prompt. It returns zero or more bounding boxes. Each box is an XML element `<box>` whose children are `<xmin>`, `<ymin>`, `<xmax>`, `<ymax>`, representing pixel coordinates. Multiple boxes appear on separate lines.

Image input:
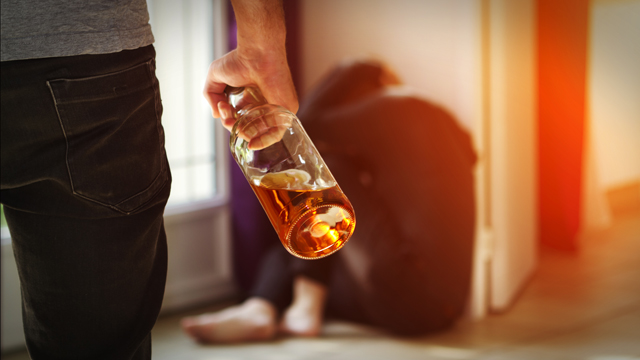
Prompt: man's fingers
<box><xmin>203</xmin><ymin>51</ymin><xmax>248</xmax><ymax>119</ymax></box>
<box><xmin>233</xmin><ymin>113</ymin><xmax>291</xmax><ymax>151</ymax></box>
<box><xmin>218</xmin><ymin>102</ymin><xmax>236</xmax><ymax>131</ymax></box>
<box><xmin>248</xmin><ymin>127</ymin><xmax>287</xmax><ymax>151</ymax></box>
<box><xmin>203</xmin><ymin>61</ymin><xmax>227</xmax><ymax>119</ymax></box>
<box><xmin>205</xmin><ymin>91</ymin><xmax>225</xmax><ymax>118</ymax></box>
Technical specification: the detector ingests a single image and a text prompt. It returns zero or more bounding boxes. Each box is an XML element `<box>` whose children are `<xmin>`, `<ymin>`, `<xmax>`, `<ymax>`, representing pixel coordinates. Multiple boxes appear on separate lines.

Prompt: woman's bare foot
<box><xmin>279</xmin><ymin>276</ymin><xmax>328</xmax><ymax>337</ymax></box>
<box><xmin>181</xmin><ymin>298</ymin><xmax>277</xmax><ymax>343</ymax></box>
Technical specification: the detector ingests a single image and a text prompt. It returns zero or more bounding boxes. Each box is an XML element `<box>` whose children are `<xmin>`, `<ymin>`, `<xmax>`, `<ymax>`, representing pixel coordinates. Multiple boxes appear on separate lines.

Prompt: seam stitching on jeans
<box><xmin>69</xmin><ymin>191</ymin><xmax>129</xmax><ymax>214</ymax></box>
<box><xmin>46</xmin><ymin>81</ymin><xmax>130</xmax><ymax>215</ymax></box>
<box><xmin>147</xmin><ymin>59</ymin><xmax>164</xmax><ymax>150</ymax></box>
<box><xmin>46</xmin><ymin>81</ymin><xmax>76</xmax><ymax>196</ymax></box>
<box><xmin>43</xmin><ymin>58</ymin><xmax>166</xmax><ymax>216</ymax></box>
<box><xmin>114</xmin><ymin>167</ymin><xmax>167</xmax><ymax>209</ymax></box>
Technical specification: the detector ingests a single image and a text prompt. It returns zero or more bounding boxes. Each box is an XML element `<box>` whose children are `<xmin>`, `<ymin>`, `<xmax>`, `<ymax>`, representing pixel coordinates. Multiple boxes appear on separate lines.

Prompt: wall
<box><xmin>299</xmin><ymin>0</ymin><xmax>539</xmax><ymax>317</ymax></box>
<box><xmin>487</xmin><ymin>0</ymin><xmax>537</xmax><ymax>311</ymax></box>
<box><xmin>299</xmin><ymin>0</ymin><xmax>482</xmax><ymax>132</ymax></box>
<box><xmin>589</xmin><ymin>0</ymin><xmax>640</xmax><ymax>189</ymax></box>
<box><xmin>300</xmin><ymin>0</ymin><xmax>640</xmax><ymax>192</ymax></box>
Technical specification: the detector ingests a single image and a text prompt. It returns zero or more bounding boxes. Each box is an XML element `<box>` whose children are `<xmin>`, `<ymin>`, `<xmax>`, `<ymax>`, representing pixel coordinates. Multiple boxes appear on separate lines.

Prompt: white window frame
<box><xmin>147</xmin><ymin>0</ymin><xmax>236</xmax><ymax>312</ymax></box>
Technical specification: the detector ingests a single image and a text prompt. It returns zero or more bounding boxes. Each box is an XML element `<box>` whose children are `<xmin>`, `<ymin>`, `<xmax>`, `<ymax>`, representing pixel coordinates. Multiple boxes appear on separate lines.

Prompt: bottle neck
<box><xmin>225</xmin><ymin>86</ymin><xmax>269</xmax><ymax>116</ymax></box>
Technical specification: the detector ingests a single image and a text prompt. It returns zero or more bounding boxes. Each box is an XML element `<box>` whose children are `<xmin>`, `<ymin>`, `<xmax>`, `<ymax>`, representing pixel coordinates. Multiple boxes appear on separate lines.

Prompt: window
<box><xmin>146</xmin><ymin>0</ymin><xmax>235</xmax><ymax>312</ymax></box>
<box><xmin>147</xmin><ymin>0</ymin><xmax>229</xmax><ymax>208</ymax></box>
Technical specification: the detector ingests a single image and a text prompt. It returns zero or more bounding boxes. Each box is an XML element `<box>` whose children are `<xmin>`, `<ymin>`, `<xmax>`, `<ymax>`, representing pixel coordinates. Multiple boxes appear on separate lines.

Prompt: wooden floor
<box><xmin>151</xmin><ymin>210</ymin><xmax>640</xmax><ymax>360</ymax></box>
<box><xmin>4</xmin><ymin>211</ymin><xmax>640</xmax><ymax>359</ymax></box>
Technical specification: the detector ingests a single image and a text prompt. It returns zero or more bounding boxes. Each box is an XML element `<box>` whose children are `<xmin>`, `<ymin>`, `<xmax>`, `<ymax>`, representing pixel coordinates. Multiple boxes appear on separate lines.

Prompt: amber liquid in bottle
<box><xmin>250</xmin><ymin>170</ymin><xmax>356</xmax><ymax>259</ymax></box>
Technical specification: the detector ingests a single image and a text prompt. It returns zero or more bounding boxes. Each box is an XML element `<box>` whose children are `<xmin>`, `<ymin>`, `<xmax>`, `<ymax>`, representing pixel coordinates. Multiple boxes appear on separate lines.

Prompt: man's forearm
<box><xmin>231</xmin><ymin>0</ymin><xmax>287</xmax><ymax>52</ymax></box>
<box><xmin>204</xmin><ymin>0</ymin><xmax>297</xmax><ymax>119</ymax></box>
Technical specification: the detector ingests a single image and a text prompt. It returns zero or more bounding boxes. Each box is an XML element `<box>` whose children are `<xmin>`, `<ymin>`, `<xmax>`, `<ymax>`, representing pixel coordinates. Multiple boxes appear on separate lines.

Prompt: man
<box><xmin>0</xmin><ymin>0</ymin><xmax>297</xmax><ymax>358</ymax></box>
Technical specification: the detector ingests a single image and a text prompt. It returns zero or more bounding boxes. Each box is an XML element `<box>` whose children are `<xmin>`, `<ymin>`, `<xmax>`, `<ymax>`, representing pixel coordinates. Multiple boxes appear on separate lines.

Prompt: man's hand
<box><xmin>235</xmin><ymin>110</ymin><xmax>292</xmax><ymax>150</ymax></box>
<box><xmin>204</xmin><ymin>0</ymin><xmax>298</xmax><ymax>131</ymax></box>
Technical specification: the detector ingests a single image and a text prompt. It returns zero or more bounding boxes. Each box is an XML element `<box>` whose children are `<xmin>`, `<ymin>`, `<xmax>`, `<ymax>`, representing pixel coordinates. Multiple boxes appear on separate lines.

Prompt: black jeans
<box><xmin>1</xmin><ymin>46</ymin><xmax>171</xmax><ymax>359</ymax></box>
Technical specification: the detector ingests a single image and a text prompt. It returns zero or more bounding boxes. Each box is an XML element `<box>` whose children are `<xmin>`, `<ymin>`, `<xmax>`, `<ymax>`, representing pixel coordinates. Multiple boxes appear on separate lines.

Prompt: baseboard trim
<box><xmin>606</xmin><ymin>180</ymin><xmax>640</xmax><ymax>217</ymax></box>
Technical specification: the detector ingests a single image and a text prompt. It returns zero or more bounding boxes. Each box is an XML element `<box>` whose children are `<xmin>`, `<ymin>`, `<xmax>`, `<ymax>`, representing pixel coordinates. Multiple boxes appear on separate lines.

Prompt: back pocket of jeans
<box><xmin>47</xmin><ymin>60</ymin><xmax>169</xmax><ymax>214</ymax></box>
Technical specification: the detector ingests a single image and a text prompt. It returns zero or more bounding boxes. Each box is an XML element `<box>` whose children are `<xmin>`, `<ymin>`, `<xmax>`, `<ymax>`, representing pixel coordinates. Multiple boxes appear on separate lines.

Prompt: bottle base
<box><xmin>285</xmin><ymin>204</ymin><xmax>355</xmax><ymax>260</ymax></box>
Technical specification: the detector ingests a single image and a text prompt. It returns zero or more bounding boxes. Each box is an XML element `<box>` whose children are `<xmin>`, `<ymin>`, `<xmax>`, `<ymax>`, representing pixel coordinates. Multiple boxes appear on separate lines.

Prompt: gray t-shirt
<box><xmin>1</xmin><ymin>0</ymin><xmax>154</xmax><ymax>61</ymax></box>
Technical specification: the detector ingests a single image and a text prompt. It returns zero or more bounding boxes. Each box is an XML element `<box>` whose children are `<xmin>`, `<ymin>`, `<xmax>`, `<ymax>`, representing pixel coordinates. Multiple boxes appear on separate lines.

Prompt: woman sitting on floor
<box><xmin>182</xmin><ymin>59</ymin><xmax>477</xmax><ymax>343</ymax></box>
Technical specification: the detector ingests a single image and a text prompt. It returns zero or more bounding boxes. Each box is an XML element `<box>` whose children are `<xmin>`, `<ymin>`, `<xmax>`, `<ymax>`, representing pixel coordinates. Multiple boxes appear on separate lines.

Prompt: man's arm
<box><xmin>204</xmin><ymin>0</ymin><xmax>298</xmax><ymax>130</ymax></box>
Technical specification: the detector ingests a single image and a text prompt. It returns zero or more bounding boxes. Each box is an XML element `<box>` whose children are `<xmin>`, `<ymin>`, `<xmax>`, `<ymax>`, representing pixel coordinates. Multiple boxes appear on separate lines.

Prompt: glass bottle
<box><xmin>226</xmin><ymin>86</ymin><xmax>356</xmax><ymax>259</ymax></box>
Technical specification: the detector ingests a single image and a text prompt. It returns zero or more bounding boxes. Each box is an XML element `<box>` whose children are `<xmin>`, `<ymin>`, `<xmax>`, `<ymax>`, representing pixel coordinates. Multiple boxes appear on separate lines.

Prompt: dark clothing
<box><xmin>250</xmin><ymin>87</ymin><xmax>476</xmax><ymax>336</ymax></box>
<box><xmin>1</xmin><ymin>45</ymin><xmax>171</xmax><ymax>359</ymax></box>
